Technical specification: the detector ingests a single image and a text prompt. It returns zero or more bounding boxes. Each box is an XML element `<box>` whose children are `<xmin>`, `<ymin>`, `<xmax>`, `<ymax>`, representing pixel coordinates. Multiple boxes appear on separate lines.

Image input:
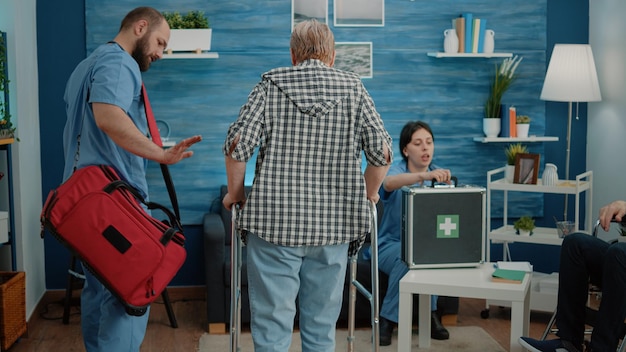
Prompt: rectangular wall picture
<box><xmin>334</xmin><ymin>0</ymin><xmax>384</xmax><ymax>27</ymax></box>
<box><xmin>334</xmin><ymin>42</ymin><xmax>373</xmax><ymax>78</ymax></box>
<box><xmin>292</xmin><ymin>0</ymin><xmax>328</xmax><ymax>30</ymax></box>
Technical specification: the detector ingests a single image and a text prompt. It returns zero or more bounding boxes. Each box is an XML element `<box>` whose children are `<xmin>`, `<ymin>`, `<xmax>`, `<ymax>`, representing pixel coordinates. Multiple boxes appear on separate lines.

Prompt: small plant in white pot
<box><xmin>163</xmin><ymin>10</ymin><xmax>211</xmax><ymax>54</ymax></box>
<box><xmin>514</xmin><ymin>216</ymin><xmax>535</xmax><ymax>236</ymax></box>
<box><xmin>516</xmin><ymin>115</ymin><xmax>530</xmax><ymax>138</ymax></box>
<box><xmin>504</xmin><ymin>143</ymin><xmax>528</xmax><ymax>182</ymax></box>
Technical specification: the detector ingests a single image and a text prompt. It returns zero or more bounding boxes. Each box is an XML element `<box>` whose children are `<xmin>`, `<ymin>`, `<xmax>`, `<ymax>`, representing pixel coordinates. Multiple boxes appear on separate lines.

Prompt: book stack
<box><xmin>491</xmin><ymin>268</ymin><xmax>526</xmax><ymax>284</ymax></box>
<box><xmin>453</xmin><ymin>13</ymin><xmax>489</xmax><ymax>53</ymax></box>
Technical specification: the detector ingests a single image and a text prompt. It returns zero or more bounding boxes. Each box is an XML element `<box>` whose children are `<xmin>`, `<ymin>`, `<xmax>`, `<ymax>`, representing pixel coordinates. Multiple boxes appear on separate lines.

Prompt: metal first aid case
<box><xmin>401</xmin><ymin>185</ymin><xmax>486</xmax><ymax>269</ymax></box>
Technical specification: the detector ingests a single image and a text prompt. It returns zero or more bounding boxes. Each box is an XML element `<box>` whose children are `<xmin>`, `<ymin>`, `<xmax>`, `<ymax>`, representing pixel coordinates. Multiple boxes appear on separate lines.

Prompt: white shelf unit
<box><xmin>427</xmin><ymin>52</ymin><xmax>513</xmax><ymax>58</ymax></box>
<box><xmin>485</xmin><ymin>167</ymin><xmax>593</xmax><ymax>312</ymax></box>
<box><xmin>162</xmin><ymin>52</ymin><xmax>219</xmax><ymax>59</ymax></box>
<box><xmin>473</xmin><ymin>136</ymin><xmax>559</xmax><ymax>143</ymax></box>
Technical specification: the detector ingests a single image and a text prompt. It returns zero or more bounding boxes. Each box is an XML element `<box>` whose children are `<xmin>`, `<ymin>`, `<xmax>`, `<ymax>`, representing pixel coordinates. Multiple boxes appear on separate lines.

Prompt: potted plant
<box><xmin>514</xmin><ymin>216</ymin><xmax>535</xmax><ymax>236</ymax></box>
<box><xmin>163</xmin><ymin>10</ymin><xmax>212</xmax><ymax>54</ymax></box>
<box><xmin>516</xmin><ymin>115</ymin><xmax>530</xmax><ymax>138</ymax></box>
<box><xmin>504</xmin><ymin>143</ymin><xmax>528</xmax><ymax>182</ymax></box>
<box><xmin>483</xmin><ymin>55</ymin><xmax>523</xmax><ymax>138</ymax></box>
<box><xmin>0</xmin><ymin>32</ymin><xmax>15</xmax><ymax>141</ymax></box>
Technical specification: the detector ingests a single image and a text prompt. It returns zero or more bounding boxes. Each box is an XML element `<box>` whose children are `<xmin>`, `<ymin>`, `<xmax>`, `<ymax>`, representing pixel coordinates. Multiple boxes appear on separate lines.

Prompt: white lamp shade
<box><xmin>540</xmin><ymin>44</ymin><xmax>602</xmax><ymax>102</ymax></box>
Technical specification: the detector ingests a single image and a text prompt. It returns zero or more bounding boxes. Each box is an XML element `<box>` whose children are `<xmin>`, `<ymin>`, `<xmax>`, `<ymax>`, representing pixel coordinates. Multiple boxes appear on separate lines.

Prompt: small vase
<box><xmin>483</xmin><ymin>118</ymin><xmax>501</xmax><ymax>138</ymax></box>
<box><xmin>483</xmin><ymin>29</ymin><xmax>495</xmax><ymax>54</ymax></box>
<box><xmin>542</xmin><ymin>163</ymin><xmax>558</xmax><ymax>186</ymax></box>
<box><xmin>518</xmin><ymin>229</ymin><xmax>531</xmax><ymax>237</ymax></box>
<box><xmin>516</xmin><ymin>123</ymin><xmax>530</xmax><ymax>138</ymax></box>
<box><xmin>443</xmin><ymin>29</ymin><xmax>459</xmax><ymax>53</ymax></box>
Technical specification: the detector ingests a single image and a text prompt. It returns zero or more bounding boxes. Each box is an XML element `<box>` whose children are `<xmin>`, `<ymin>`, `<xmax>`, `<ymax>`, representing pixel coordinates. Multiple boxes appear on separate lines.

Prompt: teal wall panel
<box><xmin>85</xmin><ymin>0</ymin><xmax>548</xmax><ymax>224</ymax></box>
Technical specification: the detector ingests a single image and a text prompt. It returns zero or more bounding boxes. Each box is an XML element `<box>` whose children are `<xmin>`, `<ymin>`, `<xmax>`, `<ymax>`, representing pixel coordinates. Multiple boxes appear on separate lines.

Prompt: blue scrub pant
<box><xmin>378</xmin><ymin>241</ymin><xmax>437</xmax><ymax>322</ymax></box>
<box><xmin>80</xmin><ymin>263</ymin><xmax>149</xmax><ymax>352</ymax></box>
<box><xmin>246</xmin><ymin>233</ymin><xmax>348</xmax><ymax>352</ymax></box>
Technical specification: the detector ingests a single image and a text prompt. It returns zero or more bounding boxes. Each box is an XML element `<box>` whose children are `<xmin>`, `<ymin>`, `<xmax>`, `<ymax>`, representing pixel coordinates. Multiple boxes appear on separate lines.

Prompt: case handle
<box><xmin>430</xmin><ymin>176</ymin><xmax>458</xmax><ymax>188</ymax></box>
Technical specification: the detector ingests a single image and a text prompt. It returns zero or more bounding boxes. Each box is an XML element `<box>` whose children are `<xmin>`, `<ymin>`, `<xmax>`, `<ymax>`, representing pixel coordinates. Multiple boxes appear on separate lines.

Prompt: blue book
<box><xmin>477</xmin><ymin>19</ymin><xmax>487</xmax><ymax>53</ymax></box>
<box><xmin>500</xmin><ymin>104</ymin><xmax>510</xmax><ymax>137</ymax></box>
<box><xmin>462</xmin><ymin>13</ymin><xmax>473</xmax><ymax>53</ymax></box>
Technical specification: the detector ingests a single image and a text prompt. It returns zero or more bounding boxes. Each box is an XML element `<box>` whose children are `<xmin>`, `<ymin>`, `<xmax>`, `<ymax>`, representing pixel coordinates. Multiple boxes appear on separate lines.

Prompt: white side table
<box><xmin>398</xmin><ymin>263</ymin><xmax>530</xmax><ymax>352</ymax></box>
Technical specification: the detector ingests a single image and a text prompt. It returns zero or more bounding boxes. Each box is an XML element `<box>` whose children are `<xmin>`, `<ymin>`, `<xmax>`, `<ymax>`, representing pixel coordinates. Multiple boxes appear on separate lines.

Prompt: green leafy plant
<box><xmin>504</xmin><ymin>143</ymin><xmax>528</xmax><ymax>165</ymax></box>
<box><xmin>484</xmin><ymin>55</ymin><xmax>523</xmax><ymax>118</ymax></box>
<box><xmin>163</xmin><ymin>11</ymin><xmax>210</xmax><ymax>29</ymax></box>
<box><xmin>514</xmin><ymin>216</ymin><xmax>535</xmax><ymax>232</ymax></box>
<box><xmin>516</xmin><ymin>115</ymin><xmax>531</xmax><ymax>124</ymax></box>
<box><xmin>0</xmin><ymin>32</ymin><xmax>15</xmax><ymax>140</ymax></box>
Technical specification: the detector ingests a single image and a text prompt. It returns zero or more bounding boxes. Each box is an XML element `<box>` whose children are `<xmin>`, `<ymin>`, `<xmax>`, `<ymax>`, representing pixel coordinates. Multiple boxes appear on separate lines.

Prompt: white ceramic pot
<box><xmin>167</xmin><ymin>28</ymin><xmax>212</xmax><ymax>52</ymax></box>
<box><xmin>483</xmin><ymin>118</ymin><xmax>501</xmax><ymax>138</ymax></box>
<box><xmin>518</xmin><ymin>229</ymin><xmax>531</xmax><ymax>237</ymax></box>
<box><xmin>516</xmin><ymin>123</ymin><xmax>530</xmax><ymax>138</ymax></box>
<box><xmin>505</xmin><ymin>164</ymin><xmax>515</xmax><ymax>183</ymax></box>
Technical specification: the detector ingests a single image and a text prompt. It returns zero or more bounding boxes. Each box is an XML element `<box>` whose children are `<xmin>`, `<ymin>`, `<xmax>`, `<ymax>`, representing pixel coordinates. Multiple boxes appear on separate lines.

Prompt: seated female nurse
<box><xmin>369</xmin><ymin>120</ymin><xmax>452</xmax><ymax>346</ymax></box>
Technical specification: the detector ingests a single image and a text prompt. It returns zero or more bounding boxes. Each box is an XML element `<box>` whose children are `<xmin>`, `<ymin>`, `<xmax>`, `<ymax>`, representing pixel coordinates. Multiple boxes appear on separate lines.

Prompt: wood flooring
<box><xmin>6</xmin><ymin>287</ymin><xmax>553</xmax><ymax>351</ymax></box>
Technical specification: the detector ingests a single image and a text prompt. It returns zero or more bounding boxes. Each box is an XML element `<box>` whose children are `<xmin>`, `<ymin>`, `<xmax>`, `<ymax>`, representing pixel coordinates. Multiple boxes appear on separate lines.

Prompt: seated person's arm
<box><xmin>382</xmin><ymin>168</ymin><xmax>451</xmax><ymax>192</ymax></box>
<box><xmin>598</xmin><ymin>200</ymin><xmax>626</xmax><ymax>231</ymax></box>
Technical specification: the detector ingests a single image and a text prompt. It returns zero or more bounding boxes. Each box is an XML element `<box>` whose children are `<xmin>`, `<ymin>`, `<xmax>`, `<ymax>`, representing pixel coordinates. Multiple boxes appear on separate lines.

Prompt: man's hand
<box><xmin>598</xmin><ymin>200</ymin><xmax>626</xmax><ymax>231</ymax></box>
<box><xmin>161</xmin><ymin>135</ymin><xmax>202</xmax><ymax>164</ymax></box>
<box><xmin>222</xmin><ymin>193</ymin><xmax>245</xmax><ymax>211</ymax></box>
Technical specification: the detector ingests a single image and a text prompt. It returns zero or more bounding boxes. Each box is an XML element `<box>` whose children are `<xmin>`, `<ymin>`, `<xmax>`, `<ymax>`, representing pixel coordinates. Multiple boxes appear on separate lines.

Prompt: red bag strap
<box><xmin>141</xmin><ymin>82</ymin><xmax>162</xmax><ymax>147</ymax></box>
<box><xmin>141</xmin><ymin>83</ymin><xmax>181</xmax><ymax>221</ymax></box>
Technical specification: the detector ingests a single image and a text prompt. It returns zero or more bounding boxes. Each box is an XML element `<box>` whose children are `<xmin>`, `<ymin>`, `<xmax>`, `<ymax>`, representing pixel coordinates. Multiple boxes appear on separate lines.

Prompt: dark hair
<box><xmin>119</xmin><ymin>7</ymin><xmax>164</xmax><ymax>32</ymax></box>
<box><xmin>399</xmin><ymin>121</ymin><xmax>434</xmax><ymax>162</ymax></box>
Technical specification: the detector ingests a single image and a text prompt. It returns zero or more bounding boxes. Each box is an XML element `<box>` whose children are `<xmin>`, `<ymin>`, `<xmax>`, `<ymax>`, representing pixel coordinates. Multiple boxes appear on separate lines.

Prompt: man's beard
<box><xmin>132</xmin><ymin>36</ymin><xmax>151</xmax><ymax>72</ymax></box>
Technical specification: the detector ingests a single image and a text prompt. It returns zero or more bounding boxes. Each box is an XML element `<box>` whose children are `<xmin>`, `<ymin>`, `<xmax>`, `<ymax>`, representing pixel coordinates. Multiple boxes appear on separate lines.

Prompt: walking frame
<box><xmin>229</xmin><ymin>201</ymin><xmax>380</xmax><ymax>352</ymax></box>
<box><xmin>347</xmin><ymin>200</ymin><xmax>381</xmax><ymax>352</ymax></box>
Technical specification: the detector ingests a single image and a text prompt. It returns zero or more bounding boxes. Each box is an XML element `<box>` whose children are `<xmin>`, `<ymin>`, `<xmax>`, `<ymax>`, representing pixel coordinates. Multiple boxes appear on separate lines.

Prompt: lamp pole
<box><xmin>563</xmin><ymin>101</ymin><xmax>573</xmax><ymax>221</ymax></box>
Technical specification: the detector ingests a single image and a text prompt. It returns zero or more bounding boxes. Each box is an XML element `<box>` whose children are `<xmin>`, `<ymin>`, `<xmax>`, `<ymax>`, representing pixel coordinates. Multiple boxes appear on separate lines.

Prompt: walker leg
<box><xmin>230</xmin><ymin>206</ymin><xmax>242</xmax><ymax>352</ymax></box>
<box><xmin>346</xmin><ymin>257</ymin><xmax>357</xmax><ymax>352</ymax></box>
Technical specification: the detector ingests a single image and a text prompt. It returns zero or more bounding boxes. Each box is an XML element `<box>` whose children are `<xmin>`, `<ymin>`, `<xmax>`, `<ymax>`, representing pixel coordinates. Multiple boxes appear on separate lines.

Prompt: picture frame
<box><xmin>334</xmin><ymin>0</ymin><xmax>384</xmax><ymax>27</ymax></box>
<box><xmin>514</xmin><ymin>153</ymin><xmax>540</xmax><ymax>185</ymax></box>
<box><xmin>292</xmin><ymin>0</ymin><xmax>328</xmax><ymax>31</ymax></box>
<box><xmin>334</xmin><ymin>42</ymin><xmax>373</xmax><ymax>78</ymax></box>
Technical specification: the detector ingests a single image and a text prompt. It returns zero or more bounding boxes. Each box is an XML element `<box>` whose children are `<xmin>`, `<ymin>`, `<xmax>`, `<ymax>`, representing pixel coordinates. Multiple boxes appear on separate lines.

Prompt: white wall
<box><xmin>588</xmin><ymin>0</ymin><xmax>626</xmax><ymax>241</ymax></box>
<box><xmin>0</xmin><ymin>0</ymin><xmax>46</xmax><ymax>319</ymax></box>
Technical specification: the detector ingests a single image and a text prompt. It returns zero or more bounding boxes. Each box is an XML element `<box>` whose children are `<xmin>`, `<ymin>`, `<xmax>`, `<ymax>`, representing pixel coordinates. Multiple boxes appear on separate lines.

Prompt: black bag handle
<box><xmin>103</xmin><ymin>180</ymin><xmax>183</xmax><ymax>233</ymax></box>
<box><xmin>430</xmin><ymin>176</ymin><xmax>458</xmax><ymax>188</ymax></box>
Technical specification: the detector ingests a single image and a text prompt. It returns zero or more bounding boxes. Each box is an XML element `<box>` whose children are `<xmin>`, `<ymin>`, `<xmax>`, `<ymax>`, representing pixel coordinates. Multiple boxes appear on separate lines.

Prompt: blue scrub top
<box><xmin>366</xmin><ymin>161</ymin><xmax>441</xmax><ymax>258</ymax></box>
<box><xmin>62</xmin><ymin>42</ymin><xmax>149</xmax><ymax>198</ymax></box>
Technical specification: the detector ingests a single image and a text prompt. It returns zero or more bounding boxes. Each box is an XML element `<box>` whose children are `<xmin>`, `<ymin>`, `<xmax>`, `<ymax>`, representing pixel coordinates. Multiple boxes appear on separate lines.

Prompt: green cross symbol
<box><xmin>437</xmin><ymin>215</ymin><xmax>459</xmax><ymax>238</ymax></box>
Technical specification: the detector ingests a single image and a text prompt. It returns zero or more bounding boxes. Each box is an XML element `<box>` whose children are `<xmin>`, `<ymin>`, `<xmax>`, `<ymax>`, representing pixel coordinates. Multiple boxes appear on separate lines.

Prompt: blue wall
<box><xmin>37</xmin><ymin>0</ymin><xmax>589</xmax><ymax>289</ymax></box>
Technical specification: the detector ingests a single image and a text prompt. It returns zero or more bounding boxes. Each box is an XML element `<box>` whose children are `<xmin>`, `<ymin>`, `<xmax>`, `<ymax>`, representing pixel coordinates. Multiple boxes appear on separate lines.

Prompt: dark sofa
<box><xmin>204</xmin><ymin>185</ymin><xmax>457</xmax><ymax>332</ymax></box>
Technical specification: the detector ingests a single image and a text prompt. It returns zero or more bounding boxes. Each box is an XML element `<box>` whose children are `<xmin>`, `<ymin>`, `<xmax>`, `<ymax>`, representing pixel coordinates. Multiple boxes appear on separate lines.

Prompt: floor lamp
<box><xmin>540</xmin><ymin>44</ymin><xmax>601</xmax><ymax>221</ymax></box>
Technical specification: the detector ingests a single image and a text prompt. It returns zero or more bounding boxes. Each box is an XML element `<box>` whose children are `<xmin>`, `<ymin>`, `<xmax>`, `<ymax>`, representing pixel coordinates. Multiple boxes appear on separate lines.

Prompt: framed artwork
<box><xmin>334</xmin><ymin>0</ymin><xmax>384</xmax><ymax>27</ymax></box>
<box><xmin>334</xmin><ymin>42</ymin><xmax>373</xmax><ymax>78</ymax></box>
<box><xmin>514</xmin><ymin>153</ymin><xmax>540</xmax><ymax>185</ymax></box>
<box><xmin>292</xmin><ymin>0</ymin><xmax>328</xmax><ymax>30</ymax></box>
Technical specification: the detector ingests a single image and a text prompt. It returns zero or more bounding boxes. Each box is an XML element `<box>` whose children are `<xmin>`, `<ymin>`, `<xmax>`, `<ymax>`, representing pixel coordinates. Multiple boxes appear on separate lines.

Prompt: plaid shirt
<box><xmin>224</xmin><ymin>59</ymin><xmax>392</xmax><ymax>256</ymax></box>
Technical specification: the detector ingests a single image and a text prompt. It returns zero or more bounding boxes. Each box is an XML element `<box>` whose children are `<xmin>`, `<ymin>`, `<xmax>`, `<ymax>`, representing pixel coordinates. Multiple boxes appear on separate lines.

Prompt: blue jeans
<box><xmin>556</xmin><ymin>232</ymin><xmax>626</xmax><ymax>352</ymax></box>
<box><xmin>246</xmin><ymin>233</ymin><xmax>348</xmax><ymax>352</ymax></box>
<box><xmin>378</xmin><ymin>241</ymin><xmax>437</xmax><ymax>322</ymax></box>
<box><xmin>80</xmin><ymin>263</ymin><xmax>150</xmax><ymax>352</ymax></box>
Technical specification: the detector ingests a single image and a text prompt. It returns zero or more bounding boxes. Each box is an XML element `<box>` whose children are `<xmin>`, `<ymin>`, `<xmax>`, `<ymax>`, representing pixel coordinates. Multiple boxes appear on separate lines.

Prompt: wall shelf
<box><xmin>427</xmin><ymin>52</ymin><xmax>513</xmax><ymax>58</ymax></box>
<box><xmin>473</xmin><ymin>136</ymin><xmax>559</xmax><ymax>143</ymax></box>
<box><xmin>163</xmin><ymin>52</ymin><xmax>219</xmax><ymax>60</ymax></box>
